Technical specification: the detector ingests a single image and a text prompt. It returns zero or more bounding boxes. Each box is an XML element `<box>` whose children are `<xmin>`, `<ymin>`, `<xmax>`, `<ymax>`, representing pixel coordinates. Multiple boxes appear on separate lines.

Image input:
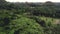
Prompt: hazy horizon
<box><xmin>6</xmin><ymin>0</ymin><xmax>60</xmax><ymax>2</ymax></box>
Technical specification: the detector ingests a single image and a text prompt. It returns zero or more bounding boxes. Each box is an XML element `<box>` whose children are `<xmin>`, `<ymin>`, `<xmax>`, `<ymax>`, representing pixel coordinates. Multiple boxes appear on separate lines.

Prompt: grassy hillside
<box><xmin>0</xmin><ymin>0</ymin><xmax>60</xmax><ymax>34</ymax></box>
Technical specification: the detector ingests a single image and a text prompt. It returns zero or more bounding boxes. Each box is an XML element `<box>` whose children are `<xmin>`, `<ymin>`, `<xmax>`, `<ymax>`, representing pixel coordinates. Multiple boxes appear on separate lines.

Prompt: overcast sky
<box><xmin>6</xmin><ymin>0</ymin><xmax>60</xmax><ymax>2</ymax></box>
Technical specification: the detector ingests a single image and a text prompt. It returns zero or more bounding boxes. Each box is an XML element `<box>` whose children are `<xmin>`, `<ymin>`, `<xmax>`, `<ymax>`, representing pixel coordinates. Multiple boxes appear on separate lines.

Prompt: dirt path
<box><xmin>54</xmin><ymin>19</ymin><xmax>60</xmax><ymax>24</ymax></box>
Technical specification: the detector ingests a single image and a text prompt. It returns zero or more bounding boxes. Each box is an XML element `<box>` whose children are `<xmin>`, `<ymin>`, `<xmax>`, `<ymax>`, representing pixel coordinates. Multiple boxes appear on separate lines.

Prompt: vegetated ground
<box><xmin>0</xmin><ymin>9</ymin><xmax>60</xmax><ymax>34</ymax></box>
<box><xmin>39</xmin><ymin>16</ymin><xmax>60</xmax><ymax>24</ymax></box>
<box><xmin>40</xmin><ymin>16</ymin><xmax>60</xmax><ymax>24</ymax></box>
<box><xmin>0</xmin><ymin>11</ymin><xmax>60</xmax><ymax>34</ymax></box>
<box><xmin>23</xmin><ymin>12</ymin><xmax>60</xmax><ymax>26</ymax></box>
<box><xmin>23</xmin><ymin>13</ymin><xmax>60</xmax><ymax>24</ymax></box>
<box><xmin>0</xmin><ymin>0</ymin><xmax>60</xmax><ymax>34</ymax></box>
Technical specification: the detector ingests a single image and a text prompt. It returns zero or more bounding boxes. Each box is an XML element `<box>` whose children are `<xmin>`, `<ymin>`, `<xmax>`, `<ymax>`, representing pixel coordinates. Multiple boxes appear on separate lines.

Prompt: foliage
<box><xmin>0</xmin><ymin>0</ymin><xmax>60</xmax><ymax>34</ymax></box>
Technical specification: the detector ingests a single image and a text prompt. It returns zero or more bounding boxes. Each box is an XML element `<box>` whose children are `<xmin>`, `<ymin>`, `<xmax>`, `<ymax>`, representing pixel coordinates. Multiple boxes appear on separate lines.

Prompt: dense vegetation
<box><xmin>0</xmin><ymin>0</ymin><xmax>60</xmax><ymax>34</ymax></box>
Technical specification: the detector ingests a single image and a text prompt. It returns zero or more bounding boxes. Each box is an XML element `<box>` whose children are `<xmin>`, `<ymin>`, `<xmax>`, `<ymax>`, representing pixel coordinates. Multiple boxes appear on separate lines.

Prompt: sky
<box><xmin>6</xmin><ymin>0</ymin><xmax>60</xmax><ymax>2</ymax></box>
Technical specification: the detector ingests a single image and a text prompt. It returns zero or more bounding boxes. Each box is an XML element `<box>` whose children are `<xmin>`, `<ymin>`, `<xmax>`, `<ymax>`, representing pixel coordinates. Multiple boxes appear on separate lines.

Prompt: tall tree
<box><xmin>0</xmin><ymin>0</ymin><xmax>6</xmax><ymax>4</ymax></box>
<box><xmin>0</xmin><ymin>0</ymin><xmax>7</xmax><ymax>9</ymax></box>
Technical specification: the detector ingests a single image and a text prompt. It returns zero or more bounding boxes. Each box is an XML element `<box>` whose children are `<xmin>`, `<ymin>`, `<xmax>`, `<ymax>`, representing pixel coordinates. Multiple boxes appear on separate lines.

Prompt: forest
<box><xmin>0</xmin><ymin>0</ymin><xmax>60</xmax><ymax>34</ymax></box>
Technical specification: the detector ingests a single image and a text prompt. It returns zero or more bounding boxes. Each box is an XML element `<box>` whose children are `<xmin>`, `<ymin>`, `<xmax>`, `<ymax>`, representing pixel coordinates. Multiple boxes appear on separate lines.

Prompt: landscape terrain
<box><xmin>0</xmin><ymin>0</ymin><xmax>60</xmax><ymax>34</ymax></box>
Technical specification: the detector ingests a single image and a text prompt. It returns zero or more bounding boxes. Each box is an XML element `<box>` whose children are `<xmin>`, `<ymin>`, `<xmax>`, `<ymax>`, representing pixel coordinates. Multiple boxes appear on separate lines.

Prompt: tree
<box><xmin>0</xmin><ymin>0</ymin><xmax>7</xmax><ymax>9</ymax></box>
<box><xmin>0</xmin><ymin>0</ymin><xmax>7</xmax><ymax>4</ymax></box>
